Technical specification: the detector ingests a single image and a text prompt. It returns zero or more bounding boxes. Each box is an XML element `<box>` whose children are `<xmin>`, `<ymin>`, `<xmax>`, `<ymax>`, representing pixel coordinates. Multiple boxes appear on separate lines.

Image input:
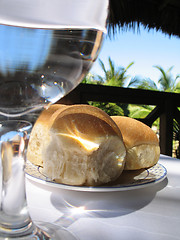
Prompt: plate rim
<box><xmin>25</xmin><ymin>162</ymin><xmax>167</xmax><ymax>192</ymax></box>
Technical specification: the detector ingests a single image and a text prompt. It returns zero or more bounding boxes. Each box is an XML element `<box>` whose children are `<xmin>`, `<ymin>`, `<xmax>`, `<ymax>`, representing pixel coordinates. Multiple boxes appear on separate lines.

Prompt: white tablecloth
<box><xmin>26</xmin><ymin>154</ymin><xmax>180</xmax><ymax>240</ymax></box>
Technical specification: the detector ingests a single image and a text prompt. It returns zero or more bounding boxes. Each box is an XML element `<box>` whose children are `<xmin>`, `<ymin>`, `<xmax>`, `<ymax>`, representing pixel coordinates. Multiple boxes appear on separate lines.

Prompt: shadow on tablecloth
<box><xmin>49</xmin><ymin>177</ymin><xmax>168</xmax><ymax>228</ymax></box>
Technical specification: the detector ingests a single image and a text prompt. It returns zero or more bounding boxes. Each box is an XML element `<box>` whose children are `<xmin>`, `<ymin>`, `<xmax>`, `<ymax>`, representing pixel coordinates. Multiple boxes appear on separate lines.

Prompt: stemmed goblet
<box><xmin>0</xmin><ymin>0</ymin><xmax>109</xmax><ymax>239</ymax></box>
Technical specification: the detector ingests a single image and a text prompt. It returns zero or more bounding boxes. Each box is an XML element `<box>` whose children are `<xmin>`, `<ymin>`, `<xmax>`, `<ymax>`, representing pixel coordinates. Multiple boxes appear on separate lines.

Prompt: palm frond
<box><xmin>128</xmin><ymin>77</ymin><xmax>158</xmax><ymax>90</ymax></box>
<box><xmin>98</xmin><ymin>59</ymin><xmax>108</xmax><ymax>79</ymax></box>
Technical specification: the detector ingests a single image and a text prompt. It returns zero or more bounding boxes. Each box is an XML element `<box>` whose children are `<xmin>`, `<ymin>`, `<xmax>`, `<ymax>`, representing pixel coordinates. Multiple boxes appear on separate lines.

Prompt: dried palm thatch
<box><xmin>108</xmin><ymin>0</ymin><xmax>180</xmax><ymax>38</ymax></box>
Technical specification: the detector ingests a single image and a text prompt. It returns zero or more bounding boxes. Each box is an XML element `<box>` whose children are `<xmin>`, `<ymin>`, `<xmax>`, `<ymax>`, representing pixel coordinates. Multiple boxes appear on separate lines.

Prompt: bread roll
<box><xmin>28</xmin><ymin>104</ymin><xmax>126</xmax><ymax>186</ymax></box>
<box><xmin>111</xmin><ymin>116</ymin><xmax>160</xmax><ymax>170</ymax></box>
<box><xmin>27</xmin><ymin>104</ymin><xmax>69</xmax><ymax>167</ymax></box>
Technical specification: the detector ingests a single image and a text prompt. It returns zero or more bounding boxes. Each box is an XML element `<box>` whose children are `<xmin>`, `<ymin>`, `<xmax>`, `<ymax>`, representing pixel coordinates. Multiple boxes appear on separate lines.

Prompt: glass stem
<box><xmin>0</xmin><ymin>121</ymin><xmax>35</xmax><ymax>237</ymax></box>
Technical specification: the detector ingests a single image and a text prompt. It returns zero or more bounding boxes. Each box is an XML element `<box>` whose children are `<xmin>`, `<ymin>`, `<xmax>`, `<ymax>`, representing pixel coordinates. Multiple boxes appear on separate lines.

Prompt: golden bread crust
<box><xmin>111</xmin><ymin>116</ymin><xmax>160</xmax><ymax>170</ymax></box>
<box><xmin>111</xmin><ymin>116</ymin><xmax>159</xmax><ymax>149</ymax></box>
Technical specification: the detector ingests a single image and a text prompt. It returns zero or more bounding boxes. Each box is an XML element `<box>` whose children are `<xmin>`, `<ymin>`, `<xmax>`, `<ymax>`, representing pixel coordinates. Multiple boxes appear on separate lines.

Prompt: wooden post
<box><xmin>160</xmin><ymin>99</ymin><xmax>174</xmax><ymax>156</ymax></box>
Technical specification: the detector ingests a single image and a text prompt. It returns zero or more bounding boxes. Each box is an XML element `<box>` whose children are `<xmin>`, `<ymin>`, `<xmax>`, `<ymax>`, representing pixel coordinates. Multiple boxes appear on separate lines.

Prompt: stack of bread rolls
<box><xmin>27</xmin><ymin>104</ymin><xmax>127</xmax><ymax>186</ymax></box>
<box><xmin>27</xmin><ymin>104</ymin><xmax>160</xmax><ymax>186</ymax></box>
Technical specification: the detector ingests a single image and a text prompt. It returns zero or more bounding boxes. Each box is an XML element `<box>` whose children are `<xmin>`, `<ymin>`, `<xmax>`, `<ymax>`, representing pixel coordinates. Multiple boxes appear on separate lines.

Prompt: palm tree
<box><xmin>97</xmin><ymin>57</ymin><xmax>134</xmax><ymax>87</ymax></box>
<box><xmin>128</xmin><ymin>66</ymin><xmax>180</xmax><ymax>121</ymax></box>
<box><xmin>128</xmin><ymin>76</ymin><xmax>158</xmax><ymax>90</ymax></box>
<box><xmin>95</xmin><ymin>57</ymin><xmax>135</xmax><ymax>116</ymax></box>
<box><xmin>154</xmin><ymin>65</ymin><xmax>180</xmax><ymax>92</ymax></box>
<box><xmin>82</xmin><ymin>58</ymin><xmax>134</xmax><ymax>116</ymax></box>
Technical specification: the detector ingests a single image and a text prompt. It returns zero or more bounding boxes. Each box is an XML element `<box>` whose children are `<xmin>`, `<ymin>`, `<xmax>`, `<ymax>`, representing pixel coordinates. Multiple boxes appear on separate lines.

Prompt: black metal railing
<box><xmin>59</xmin><ymin>83</ymin><xmax>180</xmax><ymax>157</ymax></box>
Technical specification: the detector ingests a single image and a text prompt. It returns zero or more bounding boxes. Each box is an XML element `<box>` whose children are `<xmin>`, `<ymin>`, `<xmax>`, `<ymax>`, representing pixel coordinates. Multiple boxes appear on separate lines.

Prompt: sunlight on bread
<box><xmin>57</xmin><ymin>133</ymin><xmax>100</xmax><ymax>151</ymax></box>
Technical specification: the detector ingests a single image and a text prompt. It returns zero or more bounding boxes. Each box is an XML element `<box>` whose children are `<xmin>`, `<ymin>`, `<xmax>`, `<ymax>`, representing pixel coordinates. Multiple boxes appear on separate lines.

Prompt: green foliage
<box><xmin>128</xmin><ymin>77</ymin><xmax>158</xmax><ymax>90</ymax></box>
<box><xmin>128</xmin><ymin>105</ymin><xmax>153</xmax><ymax>118</ymax></box>
<box><xmin>97</xmin><ymin>57</ymin><xmax>134</xmax><ymax>87</ymax></box>
<box><xmin>174</xmin><ymin>81</ymin><xmax>180</xmax><ymax>93</ymax></box>
<box><xmin>82</xmin><ymin>73</ymin><xmax>103</xmax><ymax>85</ymax></box>
<box><xmin>88</xmin><ymin>101</ymin><xmax>124</xmax><ymax>116</ymax></box>
<box><xmin>154</xmin><ymin>65</ymin><xmax>180</xmax><ymax>92</ymax></box>
<box><xmin>128</xmin><ymin>104</ymin><xmax>159</xmax><ymax>127</ymax></box>
<box><xmin>85</xmin><ymin>58</ymin><xmax>180</xmax><ymax>118</ymax></box>
<box><xmin>87</xmin><ymin>57</ymin><xmax>133</xmax><ymax>116</ymax></box>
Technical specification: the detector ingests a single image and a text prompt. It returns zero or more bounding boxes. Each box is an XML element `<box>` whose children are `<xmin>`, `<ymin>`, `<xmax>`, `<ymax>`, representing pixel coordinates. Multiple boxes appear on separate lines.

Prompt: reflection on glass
<box><xmin>0</xmin><ymin>25</ymin><xmax>53</xmax><ymax>74</ymax></box>
<box><xmin>0</xmin><ymin>25</ymin><xmax>103</xmax><ymax>116</ymax></box>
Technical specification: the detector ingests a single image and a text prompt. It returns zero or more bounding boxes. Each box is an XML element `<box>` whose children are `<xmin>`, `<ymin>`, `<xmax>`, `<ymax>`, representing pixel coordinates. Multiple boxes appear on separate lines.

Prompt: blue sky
<box><xmin>0</xmin><ymin>25</ymin><xmax>53</xmax><ymax>75</ymax></box>
<box><xmin>91</xmin><ymin>25</ymin><xmax>180</xmax><ymax>87</ymax></box>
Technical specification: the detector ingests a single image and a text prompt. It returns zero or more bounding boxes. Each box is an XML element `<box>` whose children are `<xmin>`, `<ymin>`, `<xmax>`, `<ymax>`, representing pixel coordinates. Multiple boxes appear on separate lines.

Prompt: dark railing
<box><xmin>59</xmin><ymin>83</ymin><xmax>180</xmax><ymax>157</ymax></box>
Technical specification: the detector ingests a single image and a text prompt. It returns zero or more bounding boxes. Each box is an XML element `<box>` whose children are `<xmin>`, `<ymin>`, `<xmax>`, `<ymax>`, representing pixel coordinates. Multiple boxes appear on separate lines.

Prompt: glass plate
<box><xmin>25</xmin><ymin>161</ymin><xmax>167</xmax><ymax>192</ymax></box>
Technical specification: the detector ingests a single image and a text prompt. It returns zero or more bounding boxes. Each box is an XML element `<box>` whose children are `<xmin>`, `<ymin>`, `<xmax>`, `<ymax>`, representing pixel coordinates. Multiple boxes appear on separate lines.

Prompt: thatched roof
<box><xmin>108</xmin><ymin>0</ymin><xmax>180</xmax><ymax>38</ymax></box>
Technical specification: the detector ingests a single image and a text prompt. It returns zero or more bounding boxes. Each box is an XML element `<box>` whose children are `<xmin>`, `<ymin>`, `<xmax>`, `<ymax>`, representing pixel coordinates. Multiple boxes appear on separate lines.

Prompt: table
<box><xmin>26</xmin><ymin>154</ymin><xmax>180</xmax><ymax>240</ymax></box>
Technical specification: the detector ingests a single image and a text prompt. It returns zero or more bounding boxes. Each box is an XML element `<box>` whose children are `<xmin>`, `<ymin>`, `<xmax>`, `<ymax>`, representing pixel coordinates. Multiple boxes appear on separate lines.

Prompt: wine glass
<box><xmin>0</xmin><ymin>0</ymin><xmax>109</xmax><ymax>239</ymax></box>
